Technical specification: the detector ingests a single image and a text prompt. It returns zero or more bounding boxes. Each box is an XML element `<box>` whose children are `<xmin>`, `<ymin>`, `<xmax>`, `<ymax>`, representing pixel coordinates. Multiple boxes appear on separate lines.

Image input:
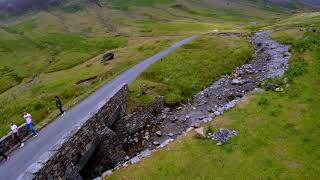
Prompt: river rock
<box><xmin>130</xmin><ymin>156</ymin><xmax>140</xmax><ymax>164</ymax></box>
<box><xmin>101</xmin><ymin>170</ymin><xmax>113</xmax><ymax>177</ymax></box>
<box><xmin>168</xmin><ymin>133</ymin><xmax>174</xmax><ymax>137</ymax></box>
<box><xmin>214</xmin><ymin>111</ymin><xmax>221</xmax><ymax>116</ymax></box>
<box><xmin>156</xmin><ymin>131</ymin><xmax>162</xmax><ymax>137</ymax></box>
<box><xmin>195</xmin><ymin>127</ymin><xmax>205</xmax><ymax>138</ymax></box>
<box><xmin>153</xmin><ymin>141</ymin><xmax>161</xmax><ymax>146</ymax></box>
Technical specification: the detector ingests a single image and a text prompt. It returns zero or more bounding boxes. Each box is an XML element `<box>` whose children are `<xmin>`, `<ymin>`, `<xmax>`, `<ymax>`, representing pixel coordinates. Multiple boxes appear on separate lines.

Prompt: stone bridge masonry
<box><xmin>17</xmin><ymin>84</ymin><xmax>129</xmax><ymax>180</ymax></box>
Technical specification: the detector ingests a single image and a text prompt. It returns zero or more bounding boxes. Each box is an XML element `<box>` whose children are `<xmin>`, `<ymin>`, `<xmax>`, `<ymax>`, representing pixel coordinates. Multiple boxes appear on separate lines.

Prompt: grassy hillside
<box><xmin>0</xmin><ymin>0</ymin><xmax>291</xmax><ymax>136</ymax></box>
<box><xmin>128</xmin><ymin>34</ymin><xmax>253</xmax><ymax>109</ymax></box>
<box><xmin>109</xmin><ymin>13</ymin><xmax>320</xmax><ymax>180</ymax></box>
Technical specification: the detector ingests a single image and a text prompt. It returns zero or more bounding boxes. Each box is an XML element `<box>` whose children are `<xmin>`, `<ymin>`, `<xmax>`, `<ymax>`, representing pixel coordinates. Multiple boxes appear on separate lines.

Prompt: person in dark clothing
<box><xmin>55</xmin><ymin>96</ymin><xmax>64</xmax><ymax>115</ymax></box>
<box><xmin>11</xmin><ymin>123</ymin><xmax>24</xmax><ymax>147</ymax></box>
<box><xmin>0</xmin><ymin>149</ymin><xmax>9</xmax><ymax>161</ymax></box>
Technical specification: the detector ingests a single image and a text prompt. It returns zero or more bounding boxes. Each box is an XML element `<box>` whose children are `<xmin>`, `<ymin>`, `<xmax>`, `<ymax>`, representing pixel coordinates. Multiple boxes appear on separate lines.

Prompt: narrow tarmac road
<box><xmin>0</xmin><ymin>36</ymin><xmax>196</xmax><ymax>180</ymax></box>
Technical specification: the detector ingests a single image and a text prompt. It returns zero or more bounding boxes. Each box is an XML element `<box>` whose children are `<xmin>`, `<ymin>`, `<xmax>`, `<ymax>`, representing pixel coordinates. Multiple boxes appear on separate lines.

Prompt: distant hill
<box><xmin>0</xmin><ymin>0</ymin><xmax>319</xmax><ymax>15</ymax></box>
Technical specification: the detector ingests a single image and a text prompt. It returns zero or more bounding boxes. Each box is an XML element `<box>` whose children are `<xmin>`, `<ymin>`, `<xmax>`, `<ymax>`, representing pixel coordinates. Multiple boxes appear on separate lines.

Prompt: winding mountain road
<box><xmin>0</xmin><ymin>35</ymin><xmax>196</xmax><ymax>180</ymax></box>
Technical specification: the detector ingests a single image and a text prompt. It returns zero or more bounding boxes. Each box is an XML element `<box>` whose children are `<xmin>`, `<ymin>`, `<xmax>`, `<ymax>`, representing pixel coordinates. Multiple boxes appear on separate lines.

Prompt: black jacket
<box><xmin>56</xmin><ymin>98</ymin><xmax>62</xmax><ymax>107</ymax></box>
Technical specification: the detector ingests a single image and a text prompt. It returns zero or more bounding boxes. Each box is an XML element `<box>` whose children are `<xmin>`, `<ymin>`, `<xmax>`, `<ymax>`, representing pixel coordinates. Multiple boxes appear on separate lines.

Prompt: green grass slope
<box><xmin>0</xmin><ymin>0</ymin><xmax>290</xmax><ymax>136</ymax></box>
<box><xmin>109</xmin><ymin>13</ymin><xmax>320</xmax><ymax>180</ymax></box>
<box><xmin>128</xmin><ymin>34</ymin><xmax>253</xmax><ymax>109</ymax></box>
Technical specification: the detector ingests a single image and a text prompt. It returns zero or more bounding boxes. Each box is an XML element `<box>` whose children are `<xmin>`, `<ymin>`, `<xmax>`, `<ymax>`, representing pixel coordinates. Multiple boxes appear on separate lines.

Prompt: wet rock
<box><xmin>283</xmin><ymin>51</ymin><xmax>291</xmax><ymax>57</ymax></box>
<box><xmin>101</xmin><ymin>170</ymin><xmax>113</xmax><ymax>177</ymax></box>
<box><xmin>214</xmin><ymin>111</ymin><xmax>221</xmax><ymax>116</ymax></box>
<box><xmin>159</xmin><ymin>139</ymin><xmax>174</xmax><ymax>148</ymax></box>
<box><xmin>152</xmin><ymin>141</ymin><xmax>161</xmax><ymax>146</ymax></box>
<box><xmin>168</xmin><ymin>133</ymin><xmax>174</xmax><ymax>137</ymax></box>
<box><xmin>156</xmin><ymin>131</ymin><xmax>162</xmax><ymax>137</ymax></box>
<box><xmin>133</xmin><ymin>137</ymin><xmax>139</xmax><ymax>143</ymax></box>
<box><xmin>192</xmin><ymin>123</ymin><xmax>200</xmax><ymax>128</ymax></box>
<box><xmin>231</xmin><ymin>79</ymin><xmax>246</xmax><ymax>85</ymax></box>
<box><xmin>130</xmin><ymin>156</ymin><xmax>140</xmax><ymax>164</ymax></box>
<box><xmin>186</xmin><ymin>127</ymin><xmax>194</xmax><ymax>132</ymax></box>
<box><xmin>275</xmin><ymin>87</ymin><xmax>284</xmax><ymax>92</ymax></box>
<box><xmin>266</xmin><ymin>82</ymin><xmax>276</xmax><ymax>90</ymax></box>
<box><xmin>141</xmin><ymin>149</ymin><xmax>152</xmax><ymax>158</ymax></box>
<box><xmin>307</xmin><ymin>27</ymin><xmax>317</xmax><ymax>33</ymax></box>
<box><xmin>253</xmin><ymin>88</ymin><xmax>264</xmax><ymax>93</ymax></box>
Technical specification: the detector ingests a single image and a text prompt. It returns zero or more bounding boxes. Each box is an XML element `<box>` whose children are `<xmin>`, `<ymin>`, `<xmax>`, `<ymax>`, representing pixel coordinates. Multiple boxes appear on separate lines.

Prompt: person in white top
<box><xmin>23</xmin><ymin>112</ymin><xmax>38</xmax><ymax>137</ymax></box>
<box><xmin>10</xmin><ymin>123</ymin><xmax>24</xmax><ymax>148</ymax></box>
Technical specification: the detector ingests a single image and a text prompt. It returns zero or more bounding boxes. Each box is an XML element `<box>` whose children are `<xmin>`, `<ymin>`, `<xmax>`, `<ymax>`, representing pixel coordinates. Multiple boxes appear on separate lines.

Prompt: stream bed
<box><xmin>92</xmin><ymin>30</ymin><xmax>291</xmax><ymax>179</ymax></box>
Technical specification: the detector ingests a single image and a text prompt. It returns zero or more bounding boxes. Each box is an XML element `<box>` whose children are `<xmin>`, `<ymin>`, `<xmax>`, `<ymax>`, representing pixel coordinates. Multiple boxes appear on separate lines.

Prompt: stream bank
<box><xmin>87</xmin><ymin>30</ymin><xmax>291</xmax><ymax>179</ymax></box>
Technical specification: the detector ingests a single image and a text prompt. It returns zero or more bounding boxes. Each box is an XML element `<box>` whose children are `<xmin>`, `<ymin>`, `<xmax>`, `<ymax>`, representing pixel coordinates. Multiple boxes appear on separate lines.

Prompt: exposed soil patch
<box><xmin>75</xmin><ymin>76</ymin><xmax>98</xmax><ymax>85</ymax></box>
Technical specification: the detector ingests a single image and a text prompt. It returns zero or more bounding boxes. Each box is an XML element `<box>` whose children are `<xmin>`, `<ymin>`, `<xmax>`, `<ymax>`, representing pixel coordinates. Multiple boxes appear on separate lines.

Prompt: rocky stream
<box><xmin>88</xmin><ymin>30</ymin><xmax>291</xmax><ymax>179</ymax></box>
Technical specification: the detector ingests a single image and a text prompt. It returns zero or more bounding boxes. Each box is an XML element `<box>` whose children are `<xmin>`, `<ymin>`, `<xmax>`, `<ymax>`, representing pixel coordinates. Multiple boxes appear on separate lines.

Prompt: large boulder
<box><xmin>101</xmin><ymin>52</ymin><xmax>114</xmax><ymax>64</ymax></box>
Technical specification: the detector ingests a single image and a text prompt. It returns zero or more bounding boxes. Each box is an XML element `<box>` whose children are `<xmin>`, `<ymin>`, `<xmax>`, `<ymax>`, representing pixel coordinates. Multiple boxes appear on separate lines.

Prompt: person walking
<box><xmin>10</xmin><ymin>123</ymin><xmax>24</xmax><ymax>148</ymax></box>
<box><xmin>55</xmin><ymin>96</ymin><xmax>64</xmax><ymax>115</ymax></box>
<box><xmin>23</xmin><ymin>112</ymin><xmax>38</xmax><ymax>137</ymax></box>
<box><xmin>0</xmin><ymin>149</ymin><xmax>9</xmax><ymax>161</ymax></box>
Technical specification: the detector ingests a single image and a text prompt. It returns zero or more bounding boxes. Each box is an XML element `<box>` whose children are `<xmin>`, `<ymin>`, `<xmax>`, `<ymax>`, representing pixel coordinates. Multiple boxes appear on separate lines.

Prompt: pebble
<box><xmin>101</xmin><ymin>170</ymin><xmax>113</xmax><ymax>177</ymax></box>
<box><xmin>153</xmin><ymin>141</ymin><xmax>161</xmax><ymax>146</ymax></box>
<box><xmin>156</xmin><ymin>131</ymin><xmax>162</xmax><ymax>137</ymax></box>
<box><xmin>130</xmin><ymin>156</ymin><xmax>141</xmax><ymax>164</ymax></box>
<box><xmin>214</xmin><ymin>111</ymin><xmax>221</xmax><ymax>116</ymax></box>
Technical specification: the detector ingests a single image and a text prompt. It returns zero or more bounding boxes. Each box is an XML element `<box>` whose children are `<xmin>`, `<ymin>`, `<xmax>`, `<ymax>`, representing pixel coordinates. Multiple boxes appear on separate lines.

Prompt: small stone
<box><xmin>195</xmin><ymin>127</ymin><xmax>206</xmax><ymax>138</ymax></box>
<box><xmin>130</xmin><ymin>156</ymin><xmax>140</xmax><ymax>164</ymax></box>
<box><xmin>192</xmin><ymin>123</ymin><xmax>200</xmax><ymax>128</ymax></box>
<box><xmin>186</xmin><ymin>127</ymin><xmax>194</xmax><ymax>132</ymax></box>
<box><xmin>217</xmin><ymin>107</ymin><xmax>224</xmax><ymax>112</ymax></box>
<box><xmin>168</xmin><ymin>133</ymin><xmax>174</xmax><ymax>137</ymax></box>
<box><xmin>102</xmin><ymin>170</ymin><xmax>113</xmax><ymax>177</ymax></box>
<box><xmin>141</xmin><ymin>149</ymin><xmax>152</xmax><ymax>157</ymax></box>
<box><xmin>253</xmin><ymin>88</ymin><xmax>264</xmax><ymax>93</ymax></box>
<box><xmin>133</xmin><ymin>137</ymin><xmax>139</xmax><ymax>143</ymax></box>
<box><xmin>214</xmin><ymin>111</ymin><xmax>221</xmax><ymax>116</ymax></box>
<box><xmin>283</xmin><ymin>51</ymin><xmax>291</xmax><ymax>57</ymax></box>
<box><xmin>153</xmin><ymin>141</ymin><xmax>161</xmax><ymax>146</ymax></box>
<box><xmin>159</xmin><ymin>139</ymin><xmax>174</xmax><ymax>148</ymax></box>
<box><xmin>156</xmin><ymin>131</ymin><xmax>162</xmax><ymax>137</ymax></box>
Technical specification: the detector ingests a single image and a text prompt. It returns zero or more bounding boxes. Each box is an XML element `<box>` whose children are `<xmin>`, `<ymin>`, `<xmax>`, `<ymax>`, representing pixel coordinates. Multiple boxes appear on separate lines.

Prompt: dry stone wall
<box><xmin>0</xmin><ymin>124</ymin><xmax>31</xmax><ymax>156</ymax></box>
<box><xmin>17</xmin><ymin>84</ymin><xmax>129</xmax><ymax>180</ymax></box>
